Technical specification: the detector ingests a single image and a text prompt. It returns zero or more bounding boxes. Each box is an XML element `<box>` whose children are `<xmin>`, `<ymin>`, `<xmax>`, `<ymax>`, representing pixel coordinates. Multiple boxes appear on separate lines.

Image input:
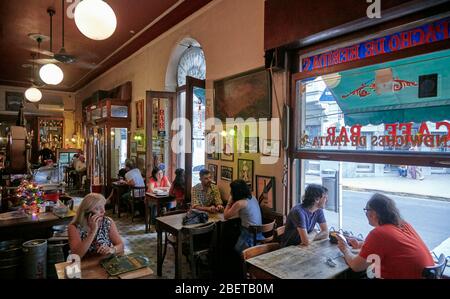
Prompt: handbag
<box><xmin>182</xmin><ymin>209</ymin><xmax>209</xmax><ymax>225</ymax></box>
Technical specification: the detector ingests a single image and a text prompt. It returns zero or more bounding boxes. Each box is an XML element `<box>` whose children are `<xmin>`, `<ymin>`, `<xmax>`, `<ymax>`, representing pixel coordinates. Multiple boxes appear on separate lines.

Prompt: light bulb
<box><xmin>74</xmin><ymin>0</ymin><xmax>117</xmax><ymax>40</ymax></box>
<box><xmin>39</xmin><ymin>63</ymin><xmax>64</xmax><ymax>85</ymax></box>
<box><xmin>25</xmin><ymin>87</ymin><xmax>42</xmax><ymax>102</ymax></box>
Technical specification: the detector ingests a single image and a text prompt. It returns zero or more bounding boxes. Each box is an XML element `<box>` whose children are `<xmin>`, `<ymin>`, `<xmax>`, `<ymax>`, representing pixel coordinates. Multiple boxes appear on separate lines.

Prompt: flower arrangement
<box><xmin>16</xmin><ymin>180</ymin><xmax>45</xmax><ymax>214</ymax></box>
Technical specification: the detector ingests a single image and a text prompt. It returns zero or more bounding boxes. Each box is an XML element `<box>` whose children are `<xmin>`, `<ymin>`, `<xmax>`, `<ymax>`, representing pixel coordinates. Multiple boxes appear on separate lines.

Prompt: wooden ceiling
<box><xmin>0</xmin><ymin>0</ymin><xmax>212</xmax><ymax>92</ymax></box>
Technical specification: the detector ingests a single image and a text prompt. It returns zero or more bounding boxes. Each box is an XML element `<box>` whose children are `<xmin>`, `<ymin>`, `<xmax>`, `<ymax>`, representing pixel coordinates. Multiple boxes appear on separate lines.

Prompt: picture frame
<box><xmin>207</xmin><ymin>152</ymin><xmax>220</xmax><ymax>160</ymax></box>
<box><xmin>206</xmin><ymin>132</ymin><xmax>219</xmax><ymax>155</ymax></box>
<box><xmin>244</xmin><ymin>137</ymin><xmax>259</xmax><ymax>153</ymax></box>
<box><xmin>208</xmin><ymin>164</ymin><xmax>218</xmax><ymax>184</ymax></box>
<box><xmin>221</xmin><ymin>166</ymin><xmax>233</xmax><ymax>181</ymax></box>
<box><xmin>261</xmin><ymin>139</ymin><xmax>280</xmax><ymax>157</ymax></box>
<box><xmin>237</xmin><ymin>159</ymin><xmax>254</xmax><ymax>190</ymax></box>
<box><xmin>256</xmin><ymin>176</ymin><xmax>276</xmax><ymax>211</ymax></box>
<box><xmin>221</xmin><ymin>135</ymin><xmax>234</xmax><ymax>161</ymax></box>
<box><xmin>214</xmin><ymin>68</ymin><xmax>272</xmax><ymax>121</ymax></box>
<box><xmin>5</xmin><ymin>92</ymin><xmax>24</xmax><ymax>111</ymax></box>
<box><xmin>136</xmin><ymin>99</ymin><xmax>144</xmax><ymax>129</ymax></box>
<box><xmin>130</xmin><ymin>141</ymin><xmax>137</xmax><ymax>155</ymax></box>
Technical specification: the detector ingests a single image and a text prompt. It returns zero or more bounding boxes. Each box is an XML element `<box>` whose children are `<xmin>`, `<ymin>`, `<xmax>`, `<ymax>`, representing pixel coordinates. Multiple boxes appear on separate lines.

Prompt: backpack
<box><xmin>182</xmin><ymin>209</ymin><xmax>209</xmax><ymax>225</ymax></box>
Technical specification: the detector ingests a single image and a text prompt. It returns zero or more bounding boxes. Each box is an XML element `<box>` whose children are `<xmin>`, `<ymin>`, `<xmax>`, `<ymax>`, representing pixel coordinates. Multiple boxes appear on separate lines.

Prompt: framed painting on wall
<box><xmin>256</xmin><ymin>175</ymin><xmax>275</xmax><ymax>211</ymax></box>
<box><xmin>221</xmin><ymin>166</ymin><xmax>233</xmax><ymax>181</ymax></box>
<box><xmin>237</xmin><ymin>159</ymin><xmax>254</xmax><ymax>190</ymax></box>
<box><xmin>136</xmin><ymin>100</ymin><xmax>144</xmax><ymax>129</ymax></box>
<box><xmin>214</xmin><ymin>68</ymin><xmax>271</xmax><ymax>121</ymax></box>
<box><xmin>244</xmin><ymin>137</ymin><xmax>259</xmax><ymax>153</ymax></box>
<box><xmin>5</xmin><ymin>92</ymin><xmax>23</xmax><ymax>111</ymax></box>
<box><xmin>221</xmin><ymin>134</ymin><xmax>234</xmax><ymax>161</ymax></box>
<box><xmin>208</xmin><ymin>164</ymin><xmax>218</xmax><ymax>184</ymax></box>
<box><xmin>130</xmin><ymin>141</ymin><xmax>137</xmax><ymax>156</ymax></box>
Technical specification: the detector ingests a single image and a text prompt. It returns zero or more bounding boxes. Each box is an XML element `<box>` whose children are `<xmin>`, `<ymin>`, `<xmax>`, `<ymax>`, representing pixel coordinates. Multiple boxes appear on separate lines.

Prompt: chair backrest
<box><xmin>423</xmin><ymin>253</ymin><xmax>448</xmax><ymax>279</ymax></box>
<box><xmin>184</xmin><ymin>222</ymin><xmax>217</xmax><ymax>256</ymax></box>
<box><xmin>249</xmin><ymin>220</ymin><xmax>276</xmax><ymax>245</ymax></box>
<box><xmin>242</xmin><ymin>242</ymin><xmax>280</xmax><ymax>279</ymax></box>
<box><xmin>131</xmin><ymin>186</ymin><xmax>146</xmax><ymax>199</ymax></box>
<box><xmin>274</xmin><ymin>225</ymin><xmax>285</xmax><ymax>243</ymax></box>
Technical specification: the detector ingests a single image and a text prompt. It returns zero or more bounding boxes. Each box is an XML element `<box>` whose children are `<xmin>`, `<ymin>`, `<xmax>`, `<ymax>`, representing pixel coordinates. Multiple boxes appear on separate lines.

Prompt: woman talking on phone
<box><xmin>68</xmin><ymin>193</ymin><xmax>124</xmax><ymax>259</ymax></box>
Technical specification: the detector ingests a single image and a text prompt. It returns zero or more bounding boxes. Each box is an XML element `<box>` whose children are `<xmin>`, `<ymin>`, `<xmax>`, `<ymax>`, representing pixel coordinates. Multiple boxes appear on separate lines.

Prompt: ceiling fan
<box><xmin>30</xmin><ymin>3</ymin><xmax>96</xmax><ymax>69</ymax></box>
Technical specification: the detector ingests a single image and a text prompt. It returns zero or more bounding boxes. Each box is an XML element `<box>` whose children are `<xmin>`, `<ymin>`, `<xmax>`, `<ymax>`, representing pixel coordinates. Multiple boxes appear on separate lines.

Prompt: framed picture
<box><xmin>136</xmin><ymin>99</ymin><xmax>144</xmax><ymax>129</ymax></box>
<box><xmin>207</xmin><ymin>152</ymin><xmax>220</xmax><ymax>160</ymax></box>
<box><xmin>5</xmin><ymin>92</ymin><xmax>23</xmax><ymax>111</ymax></box>
<box><xmin>244</xmin><ymin>137</ymin><xmax>259</xmax><ymax>153</ymax></box>
<box><xmin>256</xmin><ymin>176</ymin><xmax>276</xmax><ymax>211</ymax></box>
<box><xmin>208</xmin><ymin>164</ymin><xmax>218</xmax><ymax>184</ymax></box>
<box><xmin>221</xmin><ymin>134</ymin><xmax>234</xmax><ymax>161</ymax></box>
<box><xmin>130</xmin><ymin>141</ymin><xmax>137</xmax><ymax>155</ymax></box>
<box><xmin>214</xmin><ymin>68</ymin><xmax>271</xmax><ymax>121</ymax></box>
<box><xmin>221</xmin><ymin>166</ymin><xmax>233</xmax><ymax>181</ymax></box>
<box><xmin>237</xmin><ymin>159</ymin><xmax>254</xmax><ymax>190</ymax></box>
<box><xmin>206</xmin><ymin>131</ymin><xmax>219</xmax><ymax>154</ymax></box>
<box><xmin>262</xmin><ymin>139</ymin><xmax>280</xmax><ymax>157</ymax></box>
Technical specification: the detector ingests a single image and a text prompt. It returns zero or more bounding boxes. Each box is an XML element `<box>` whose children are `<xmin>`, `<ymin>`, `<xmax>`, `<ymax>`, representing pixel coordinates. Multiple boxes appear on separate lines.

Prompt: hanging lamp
<box><xmin>25</xmin><ymin>50</ymin><xmax>42</xmax><ymax>102</ymax></box>
<box><xmin>40</xmin><ymin>8</ymin><xmax>64</xmax><ymax>85</ymax></box>
<box><xmin>74</xmin><ymin>0</ymin><xmax>117</xmax><ymax>40</ymax></box>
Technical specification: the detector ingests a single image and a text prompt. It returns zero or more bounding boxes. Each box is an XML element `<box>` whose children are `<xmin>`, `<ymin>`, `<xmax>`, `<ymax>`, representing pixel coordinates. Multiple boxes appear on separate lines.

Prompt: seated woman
<box><xmin>224</xmin><ymin>179</ymin><xmax>264</xmax><ymax>254</ymax></box>
<box><xmin>169</xmin><ymin>168</ymin><xmax>185</xmax><ymax>209</ymax></box>
<box><xmin>148</xmin><ymin>167</ymin><xmax>171</xmax><ymax>193</ymax></box>
<box><xmin>337</xmin><ymin>193</ymin><xmax>434</xmax><ymax>279</ymax></box>
<box><xmin>281</xmin><ymin>184</ymin><xmax>328</xmax><ymax>247</ymax></box>
<box><xmin>68</xmin><ymin>193</ymin><xmax>124</xmax><ymax>259</ymax></box>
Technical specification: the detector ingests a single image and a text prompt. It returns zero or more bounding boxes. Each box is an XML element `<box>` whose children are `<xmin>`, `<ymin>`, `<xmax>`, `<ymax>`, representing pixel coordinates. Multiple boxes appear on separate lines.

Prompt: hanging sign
<box><xmin>302</xmin><ymin>17</ymin><xmax>450</xmax><ymax>72</ymax></box>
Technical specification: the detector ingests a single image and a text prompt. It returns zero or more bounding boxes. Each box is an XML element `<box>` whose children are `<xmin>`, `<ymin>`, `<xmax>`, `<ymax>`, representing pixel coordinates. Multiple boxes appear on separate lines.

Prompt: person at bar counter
<box><xmin>169</xmin><ymin>168</ymin><xmax>186</xmax><ymax>208</ymax></box>
<box><xmin>191</xmin><ymin>169</ymin><xmax>224</xmax><ymax>213</ymax></box>
<box><xmin>281</xmin><ymin>184</ymin><xmax>329</xmax><ymax>247</ymax></box>
<box><xmin>38</xmin><ymin>142</ymin><xmax>55</xmax><ymax>165</ymax></box>
<box><xmin>224</xmin><ymin>179</ymin><xmax>264</xmax><ymax>253</ymax></box>
<box><xmin>68</xmin><ymin>193</ymin><xmax>124</xmax><ymax>258</ymax></box>
<box><xmin>337</xmin><ymin>193</ymin><xmax>434</xmax><ymax>279</ymax></box>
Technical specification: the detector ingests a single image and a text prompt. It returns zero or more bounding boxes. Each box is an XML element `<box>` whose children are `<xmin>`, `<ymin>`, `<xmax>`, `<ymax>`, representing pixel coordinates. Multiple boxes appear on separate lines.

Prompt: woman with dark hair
<box><xmin>169</xmin><ymin>168</ymin><xmax>185</xmax><ymax>208</ymax></box>
<box><xmin>281</xmin><ymin>184</ymin><xmax>329</xmax><ymax>247</ymax></box>
<box><xmin>148</xmin><ymin>166</ymin><xmax>171</xmax><ymax>193</ymax></box>
<box><xmin>337</xmin><ymin>193</ymin><xmax>434</xmax><ymax>279</ymax></box>
<box><xmin>224</xmin><ymin>179</ymin><xmax>263</xmax><ymax>253</ymax></box>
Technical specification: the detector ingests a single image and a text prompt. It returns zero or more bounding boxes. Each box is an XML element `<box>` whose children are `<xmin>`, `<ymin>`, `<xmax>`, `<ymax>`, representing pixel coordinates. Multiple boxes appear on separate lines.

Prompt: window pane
<box><xmin>301</xmin><ymin>159</ymin><xmax>450</xmax><ymax>249</ymax></box>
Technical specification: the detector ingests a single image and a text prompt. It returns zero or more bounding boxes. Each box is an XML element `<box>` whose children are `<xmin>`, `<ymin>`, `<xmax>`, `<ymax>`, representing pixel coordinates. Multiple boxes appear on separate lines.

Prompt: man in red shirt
<box><xmin>337</xmin><ymin>193</ymin><xmax>434</xmax><ymax>279</ymax></box>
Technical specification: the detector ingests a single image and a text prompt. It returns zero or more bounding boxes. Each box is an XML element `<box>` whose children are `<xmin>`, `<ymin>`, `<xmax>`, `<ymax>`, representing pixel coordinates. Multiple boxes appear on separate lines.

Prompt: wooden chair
<box><xmin>274</xmin><ymin>225</ymin><xmax>285</xmax><ymax>243</ymax></box>
<box><xmin>248</xmin><ymin>220</ymin><xmax>276</xmax><ymax>245</ymax></box>
<box><xmin>182</xmin><ymin>222</ymin><xmax>216</xmax><ymax>279</ymax></box>
<box><xmin>241</xmin><ymin>242</ymin><xmax>280</xmax><ymax>279</ymax></box>
<box><xmin>161</xmin><ymin>209</ymin><xmax>188</xmax><ymax>264</ymax></box>
<box><xmin>423</xmin><ymin>253</ymin><xmax>448</xmax><ymax>279</ymax></box>
<box><xmin>129</xmin><ymin>186</ymin><xmax>146</xmax><ymax>222</ymax></box>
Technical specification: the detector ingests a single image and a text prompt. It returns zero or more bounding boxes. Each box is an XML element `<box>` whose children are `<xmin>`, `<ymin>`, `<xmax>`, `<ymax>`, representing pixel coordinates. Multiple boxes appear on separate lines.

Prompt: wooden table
<box><xmin>155</xmin><ymin>212</ymin><xmax>225</xmax><ymax>278</ymax></box>
<box><xmin>111</xmin><ymin>181</ymin><xmax>129</xmax><ymax>217</ymax></box>
<box><xmin>0</xmin><ymin>210</ymin><xmax>76</xmax><ymax>241</ymax></box>
<box><xmin>144</xmin><ymin>192</ymin><xmax>175</xmax><ymax>233</ymax></box>
<box><xmin>246</xmin><ymin>239</ymin><xmax>350</xmax><ymax>279</ymax></box>
<box><xmin>54</xmin><ymin>255</ymin><xmax>153</xmax><ymax>279</ymax></box>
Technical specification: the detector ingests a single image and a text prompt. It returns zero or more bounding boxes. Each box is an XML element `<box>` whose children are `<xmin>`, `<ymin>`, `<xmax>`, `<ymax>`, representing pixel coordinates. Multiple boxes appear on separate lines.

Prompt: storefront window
<box><xmin>297</xmin><ymin>159</ymin><xmax>450</xmax><ymax>249</ymax></box>
<box><xmin>296</xmin><ymin>50</ymin><xmax>450</xmax><ymax>153</ymax></box>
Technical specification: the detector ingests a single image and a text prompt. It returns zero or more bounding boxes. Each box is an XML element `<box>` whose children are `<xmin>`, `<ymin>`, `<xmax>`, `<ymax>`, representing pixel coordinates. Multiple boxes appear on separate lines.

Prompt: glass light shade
<box><xmin>25</xmin><ymin>87</ymin><xmax>42</xmax><ymax>102</ymax></box>
<box><xmin>39</xmin><ymin>63</ymin><xmax>64</xmax><ymax>85</ymax></box>
<box><xmin>74</xmin><ymin>0</ymin><xmax>117</xmax><ymax>40</ymax></box>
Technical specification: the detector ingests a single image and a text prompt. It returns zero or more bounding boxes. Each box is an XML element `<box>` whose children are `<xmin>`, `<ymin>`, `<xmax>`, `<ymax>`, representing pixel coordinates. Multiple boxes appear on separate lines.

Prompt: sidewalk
<box><xmin>306</xmin><ymin>174</ymin><xmax>450</xmax><ymax>201</ymax></box>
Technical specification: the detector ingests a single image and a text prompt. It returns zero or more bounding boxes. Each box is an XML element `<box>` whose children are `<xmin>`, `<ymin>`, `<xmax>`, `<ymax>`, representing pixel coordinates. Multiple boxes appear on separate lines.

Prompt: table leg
<box><xmin>175</xmin><ymin>230</ymin><xmax>182</xmax><ymax>279</ymax></box>
<box><xmin>157</xmin><ymin>224</ymin><xmax>162</xmax><ymax>277</ymax></box>
<box><xmin>144</xmin><ymin>197</ymin><xmax>149</xmax><ymax>233</ymax></box>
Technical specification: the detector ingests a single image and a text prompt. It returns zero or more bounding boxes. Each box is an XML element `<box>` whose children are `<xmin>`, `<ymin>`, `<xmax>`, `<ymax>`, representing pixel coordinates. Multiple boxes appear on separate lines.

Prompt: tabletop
<box><xmin>156</xmin><ymin>211</ymin><xmax>225</xmax><ymax>231</ymax></box>
<box><xmin>246</xmin><ymin>239</ymin><xmax>349</xmax><ymax>279</ymax></box>
<box><xmin>0</xmin><ymin>210</ymin><xmax>76</xmax><ymax>228</ymax></box>
<box><xmin>54</xmin><ymin>255</ymin><xmax>154</xmax><ymax>279</ymax></box>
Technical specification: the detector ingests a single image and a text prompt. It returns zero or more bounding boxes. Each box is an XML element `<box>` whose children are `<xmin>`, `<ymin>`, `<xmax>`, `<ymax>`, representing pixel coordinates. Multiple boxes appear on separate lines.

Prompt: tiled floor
<box><xmin>72</xmin><ymin>196</ymin><xmax>192</xmax><ymax>279</ymax></box>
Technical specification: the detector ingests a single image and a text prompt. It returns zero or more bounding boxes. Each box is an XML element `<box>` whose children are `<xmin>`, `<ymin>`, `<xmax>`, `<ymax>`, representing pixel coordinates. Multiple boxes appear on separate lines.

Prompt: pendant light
<box><xmin>25</xmin><ymin>52</ymin><xmax>42</xmax><ymax>103</ymax></box>
<box><xmin>74</xmin><ymin>0</ymin><xmax>117</xmax><ymax>40</ymax></box>
<box><xmin>40</xmin><ymin>8</ymin><xmax>64</xmax><ymax>85</ymax></box>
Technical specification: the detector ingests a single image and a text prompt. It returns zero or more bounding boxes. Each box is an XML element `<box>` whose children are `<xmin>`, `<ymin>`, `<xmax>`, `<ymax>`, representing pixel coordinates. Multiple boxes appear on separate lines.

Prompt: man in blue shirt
<box><xmin>282</xmin><ymin>184</ymin><xmax>329</xmax><ymax>247</ymax></box>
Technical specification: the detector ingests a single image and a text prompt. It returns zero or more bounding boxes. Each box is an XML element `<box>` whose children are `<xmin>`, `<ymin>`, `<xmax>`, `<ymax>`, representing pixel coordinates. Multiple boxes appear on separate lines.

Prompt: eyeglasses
<box><xmin>363</xmin><ymin>208</ymin><xmax>372</xmax><ymax>213</ymax></box>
